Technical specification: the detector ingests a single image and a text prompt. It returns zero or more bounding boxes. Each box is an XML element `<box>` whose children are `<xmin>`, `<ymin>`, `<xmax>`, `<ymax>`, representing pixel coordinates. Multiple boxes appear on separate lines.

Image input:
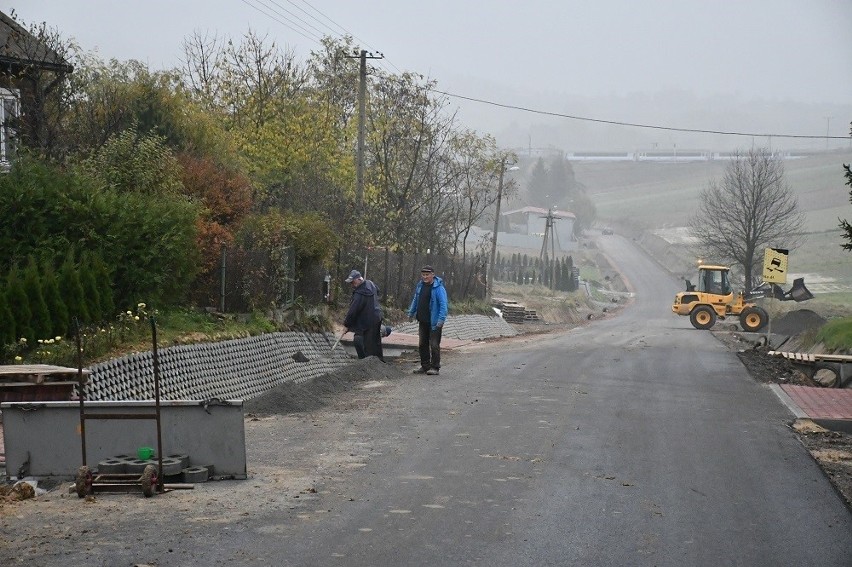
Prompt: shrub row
<box><xmin>494</xmin><ymin>253</ymin><xmax>579</xmax><ymax>291</ymax></box>
<box><xmin>0</xmin><ymin>251</ymin><xmax>114</xmax><ymax>346</ymax></box>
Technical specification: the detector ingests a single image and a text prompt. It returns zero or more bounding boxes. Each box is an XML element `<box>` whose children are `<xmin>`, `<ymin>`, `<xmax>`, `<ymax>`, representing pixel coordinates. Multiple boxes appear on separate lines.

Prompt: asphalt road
<box><xmin>4</xmin><ymin>235</ymin><xmax>851</xmax><ymax>566</ymax></box>
<box><xmin>246</xmin><ymin>235</ymin><xmax>852</xmax><ymax>565</ymax></box>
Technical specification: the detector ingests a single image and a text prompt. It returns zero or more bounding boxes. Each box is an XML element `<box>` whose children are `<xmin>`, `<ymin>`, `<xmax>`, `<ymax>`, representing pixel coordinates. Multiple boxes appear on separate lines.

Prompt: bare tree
<box><xmin>180</xmin><ymin>30</ymin><xmax>225</xmax><ymax>110</ymax></box>
<box><xmin>688</xmin><ymin>148</ymin><xmax>804</xmax><ymax>289</ymax></box>
<box><xmin>218</xmin><ymin>30</ymin><xmax>307</xmax><ymax>130</ymax></box>
<box><xmin>838</xmin><ymin>123</ymin><xmax>852</xmax><ymax>252</ymax></box>
<box><xmin>366</xmin><ymin>71</ymin><xmax>455</xmax><ymax>253</ymax></box>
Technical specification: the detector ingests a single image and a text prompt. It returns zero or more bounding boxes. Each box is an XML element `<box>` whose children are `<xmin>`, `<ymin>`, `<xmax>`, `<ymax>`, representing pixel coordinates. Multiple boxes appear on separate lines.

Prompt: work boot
<box><xmin>426</xmin><ymin>368</ymin><xmax>439</xmax><ymax>375</ymax></box>
<box><xmin>413</xmin><ymin>366</ymin><xmax>429</xmax><ymax>374</ymax></box>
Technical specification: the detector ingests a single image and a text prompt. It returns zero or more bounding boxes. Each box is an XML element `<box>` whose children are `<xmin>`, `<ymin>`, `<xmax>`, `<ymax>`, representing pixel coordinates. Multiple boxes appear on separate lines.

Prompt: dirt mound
<box><xmin>772</xmin><ymin>309</ymin><xmax>826</xmax><ymax>336</ymax></box>
<box><xmin>243</xmin><ymin>356</ymin><xmax>406</xmax><ymax>415</ymax></box>
<box><xmin>735</xmin><ymin>347</ymin><xmax>814</xmax><ymax>386</ymax></box>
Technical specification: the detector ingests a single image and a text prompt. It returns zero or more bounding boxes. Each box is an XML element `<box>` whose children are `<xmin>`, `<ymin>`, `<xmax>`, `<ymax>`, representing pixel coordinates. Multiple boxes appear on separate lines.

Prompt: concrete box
<box><xmin>1</xmin><ymin>400</ymin><xmax>246</xmax><ymax>480</ymax></box>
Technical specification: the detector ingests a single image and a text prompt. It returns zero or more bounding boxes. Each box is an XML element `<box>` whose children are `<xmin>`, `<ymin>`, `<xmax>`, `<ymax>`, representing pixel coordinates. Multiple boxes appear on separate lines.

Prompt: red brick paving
<box><xmin>781</xmin><ymin>385</ymin><xmax>852</xmax><ymax>420</ymax></box>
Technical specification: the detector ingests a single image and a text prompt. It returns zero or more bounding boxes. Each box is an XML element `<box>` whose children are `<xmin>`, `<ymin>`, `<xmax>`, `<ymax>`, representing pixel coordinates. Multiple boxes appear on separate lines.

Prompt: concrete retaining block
<box><xmin>96</xmin><ymin>458</ymin><xmax>126</xmax><ymax>474</ymax></box>
<box><xmin>182</xmin><ymin>466</ymin><xmax>210</xmax><ymax>483</ymax></box>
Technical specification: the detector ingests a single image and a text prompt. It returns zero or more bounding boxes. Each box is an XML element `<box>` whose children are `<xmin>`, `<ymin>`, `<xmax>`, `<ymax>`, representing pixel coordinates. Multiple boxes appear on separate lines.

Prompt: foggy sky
<box><xmin>6</xmin><ymin>1</ymin><xmax>852</xmax><ymax>151</ymax></box>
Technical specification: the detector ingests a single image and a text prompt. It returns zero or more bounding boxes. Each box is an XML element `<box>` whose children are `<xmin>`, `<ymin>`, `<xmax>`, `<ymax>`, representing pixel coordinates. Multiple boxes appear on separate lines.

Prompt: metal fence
<box><xmin>333</xmin><ymin>248</ymin><xmax>488</xmax><ymax>310</ymax></box>
<box><xmin>192</xmin><ymin>246</ymin><xmax>488</xmax><ymax>313</ymax></box>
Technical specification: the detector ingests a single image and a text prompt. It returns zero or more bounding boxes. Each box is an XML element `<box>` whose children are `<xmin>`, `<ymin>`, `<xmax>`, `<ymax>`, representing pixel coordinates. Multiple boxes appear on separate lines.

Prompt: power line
<box><xmin>427</xmin><ymin>88</ymin><xmax>850</xmax><ymax>140</ymax></box>
<box><xmin>264</xmin><ymin>0</ymin><xmax>329</xmax><ymax>40</ymax></box>
<box><xmin>287</xmin><ymin>0</ymin><xmax>404</xmax><ymax>75</ymax></box>
<box><xmin>239</xmin><ymin>0</ymin><xmax>323</xmax><ymax>45</ymax></box>
<box><xmin>241</xmin><ymin>2</ymin><xmax>848</xmax><ymax>142</ymax></box>
<box><xmin>289</xmin><ymin>0</ymin><xmax>351</xmax><ymax>38</ymax></box>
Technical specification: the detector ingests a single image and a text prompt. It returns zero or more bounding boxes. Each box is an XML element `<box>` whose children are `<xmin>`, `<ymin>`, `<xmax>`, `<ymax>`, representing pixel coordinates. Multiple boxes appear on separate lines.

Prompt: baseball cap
<box><xmin>420</xmin><ymin>265</ymin><xmax>434</xmax><ymax>273</ymax></box>
<box><xmin>345</xmin><ymin>269</ymin><xmax>362</xmax><ymax>283</ymax></box>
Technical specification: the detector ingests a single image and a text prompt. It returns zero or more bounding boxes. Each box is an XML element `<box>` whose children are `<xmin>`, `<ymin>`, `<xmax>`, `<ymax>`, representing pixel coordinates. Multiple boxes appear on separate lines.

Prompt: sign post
<box><xmin>762</xmin><ymin>248</ymin><xmax>788</xmax><ymax>345</ymax></box>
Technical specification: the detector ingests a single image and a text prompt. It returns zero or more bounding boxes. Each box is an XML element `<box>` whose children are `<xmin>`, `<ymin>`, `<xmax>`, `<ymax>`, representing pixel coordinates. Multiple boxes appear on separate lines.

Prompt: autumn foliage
<box><xmin>179</xmin><ymin>153</ymin><xmax>254</xmax><ymax>271</ymax></box>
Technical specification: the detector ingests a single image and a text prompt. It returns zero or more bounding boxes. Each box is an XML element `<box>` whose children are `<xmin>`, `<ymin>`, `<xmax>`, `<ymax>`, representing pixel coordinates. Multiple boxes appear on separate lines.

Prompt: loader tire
<box><xmin>739</xmin><ymin>306</ymin><xmax>768</xmax><ymax>332</ymax></box>
<box><xmin>689</xmin><ymin>306</ymin><xmax>717</xmax><ymax>330</ymax></box>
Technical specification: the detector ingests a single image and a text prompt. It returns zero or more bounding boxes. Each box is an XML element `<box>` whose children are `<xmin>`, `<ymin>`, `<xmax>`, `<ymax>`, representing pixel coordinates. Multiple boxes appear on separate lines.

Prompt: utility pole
<box><xmin>550</xmin><ymin>210</ymin><xmax>556</xmax><ymax>288</ymax></box>
<box><xmin>539</xmin><ymin>209</ymin><xmax>558</xmax><ymax>290</ymax></box>
<box><xmin>346</xmin><ymin>49</ymin><xmax>383</xmax><ymax>206</ymax></box>
<box><xmin>486</xmin><ymin>157</ymin><xmax>507</xmax><ymax>302</ymax></box>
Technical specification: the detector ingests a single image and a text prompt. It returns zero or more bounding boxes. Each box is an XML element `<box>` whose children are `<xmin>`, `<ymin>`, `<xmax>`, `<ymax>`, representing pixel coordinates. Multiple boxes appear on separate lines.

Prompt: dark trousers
<box><xmin>418</xmin><ymin>321</ymin><xmax>442</xmax><ymax>370</ymax></box>
<box><xmin>364</xmin><ymin>320</ymin><xmax>385</xmax><ymax>362</ymax></box>
<box><xmin>353</xmin><ymin>332</ymin><xmax>367</xmax><ymax>359</ymax></box>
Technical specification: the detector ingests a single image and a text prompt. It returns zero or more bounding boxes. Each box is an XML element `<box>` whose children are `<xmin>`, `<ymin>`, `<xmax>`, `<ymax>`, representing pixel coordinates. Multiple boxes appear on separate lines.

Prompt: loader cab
<box><xmin>697</xmin><ymin>265</ymin><xmax>731</xmax><ymax>296</ymax></box>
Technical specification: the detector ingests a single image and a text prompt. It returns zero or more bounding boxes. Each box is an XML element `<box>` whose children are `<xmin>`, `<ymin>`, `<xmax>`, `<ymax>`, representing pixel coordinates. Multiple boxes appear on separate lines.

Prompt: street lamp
<box><xmin>486</xmin><ymin>158</ymin><xmax>518</xmax><ymax>301</ymax></box>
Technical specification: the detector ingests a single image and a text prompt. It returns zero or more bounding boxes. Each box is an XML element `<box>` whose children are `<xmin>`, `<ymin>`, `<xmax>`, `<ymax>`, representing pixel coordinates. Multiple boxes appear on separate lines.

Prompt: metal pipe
<box><xmin>151</xmin><ymin>316</ymin><xmax>165</xmax><ymax>493</ymax></box>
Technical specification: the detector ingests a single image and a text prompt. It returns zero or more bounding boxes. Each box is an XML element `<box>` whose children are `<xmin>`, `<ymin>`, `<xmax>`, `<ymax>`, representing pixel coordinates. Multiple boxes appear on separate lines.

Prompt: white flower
<box><xmin>14</xmin><ymin>356</ymin><xmax>22</xmax><ymax>362</ymax></box>
<box><xmin>55</xmin><ymin>336</ymin><xmax>62</xmax><ymax>341</ymax></box>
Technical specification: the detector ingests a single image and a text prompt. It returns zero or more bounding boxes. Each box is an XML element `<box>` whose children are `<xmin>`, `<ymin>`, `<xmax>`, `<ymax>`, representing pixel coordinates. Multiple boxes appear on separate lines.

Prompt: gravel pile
<box><xmin>243</xmin><ymin>356</ymin><xmax>406</xmax><ymax>415</ymax></box>
<box><xmin>771</xmin><ymin>309</ymin><xmax>826</xmax><ymax>336</ymax></box>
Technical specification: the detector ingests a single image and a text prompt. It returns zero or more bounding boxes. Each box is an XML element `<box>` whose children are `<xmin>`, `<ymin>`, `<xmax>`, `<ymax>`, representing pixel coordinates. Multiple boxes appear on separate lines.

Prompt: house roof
<box><xmin>0</xmin><ymin>11</ymin><xmax>73</xmax><ymax>73</ymax></box>
<box><xmin>502</xmin><ymin>206</ymin><xmax>576</xmax><ymax>220</ymax></box>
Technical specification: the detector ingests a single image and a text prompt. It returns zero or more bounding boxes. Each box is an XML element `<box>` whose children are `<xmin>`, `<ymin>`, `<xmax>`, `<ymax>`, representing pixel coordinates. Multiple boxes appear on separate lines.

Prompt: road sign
<box><xmin>762</xmin><ymin>248</ymin><xmax>788</xmax><ymax>284</ymax></box>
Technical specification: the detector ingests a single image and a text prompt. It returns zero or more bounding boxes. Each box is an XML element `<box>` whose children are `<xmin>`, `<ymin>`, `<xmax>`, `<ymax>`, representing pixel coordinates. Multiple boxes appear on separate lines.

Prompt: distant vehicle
<box><xmin>601</xmin><ymin>228</ymin><xmax>613</xmax><ymax>235</ymax></box>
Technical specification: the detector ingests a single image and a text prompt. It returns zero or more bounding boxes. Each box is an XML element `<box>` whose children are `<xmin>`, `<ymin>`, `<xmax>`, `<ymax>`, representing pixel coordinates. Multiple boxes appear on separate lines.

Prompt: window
<box><xmin>699</xmin><ymin>269</ymin><xmax>731</xmax><ymax>295</ymax></box>
<box><xmin>0</xmin><ymin>87</ymin><xmax>19</xmax><ymax>168</ymax></box>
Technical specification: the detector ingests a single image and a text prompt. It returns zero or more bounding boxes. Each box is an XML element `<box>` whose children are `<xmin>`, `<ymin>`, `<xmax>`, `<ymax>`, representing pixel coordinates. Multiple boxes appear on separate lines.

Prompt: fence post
<box><xmin>219</xmin><ymin>247</ymin><xmax>227</xmax><ymax>313</ymax></box>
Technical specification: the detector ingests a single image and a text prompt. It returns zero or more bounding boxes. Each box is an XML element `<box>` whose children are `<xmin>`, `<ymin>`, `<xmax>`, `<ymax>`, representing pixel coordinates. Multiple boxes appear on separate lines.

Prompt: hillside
<box><xmin>574</xmin><ymin>150</ymin><xmax>852</xmax><ymax>295</ymax></box>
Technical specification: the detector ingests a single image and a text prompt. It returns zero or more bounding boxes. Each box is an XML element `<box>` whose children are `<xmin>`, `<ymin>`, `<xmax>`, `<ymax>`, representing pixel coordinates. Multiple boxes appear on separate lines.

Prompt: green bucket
<box><xmin>137</xmin><ymin>446</ymin><xmax>154</xmax><ymax>460</ymax></box>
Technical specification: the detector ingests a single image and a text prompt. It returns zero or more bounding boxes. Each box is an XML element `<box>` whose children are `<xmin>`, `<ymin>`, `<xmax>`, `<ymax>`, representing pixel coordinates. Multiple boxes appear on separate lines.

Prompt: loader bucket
<box><xmin>788</xmin><ymin>277</ymin><xmax>814</xmax><ymax>302</ymax></box>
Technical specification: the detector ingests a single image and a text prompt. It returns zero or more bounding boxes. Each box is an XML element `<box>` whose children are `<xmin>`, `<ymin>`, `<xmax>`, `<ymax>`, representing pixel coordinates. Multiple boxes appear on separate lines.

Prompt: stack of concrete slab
<box><xmin>97</xmin><ymin>453</ymin><xmax>212</xmax><ymax>483</ymax></box>
<box><xmin>495</xmin><ymin>300</ymin><xmax>527</xmax><ymax>324</ymax></box>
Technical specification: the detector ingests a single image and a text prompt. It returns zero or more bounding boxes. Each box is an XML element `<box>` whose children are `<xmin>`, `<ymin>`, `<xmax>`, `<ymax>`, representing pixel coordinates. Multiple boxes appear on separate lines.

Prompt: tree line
<box><xmin>1</xmin><ymin>19</ymin><xmax>596</xmax><ymax>357</ymax></box>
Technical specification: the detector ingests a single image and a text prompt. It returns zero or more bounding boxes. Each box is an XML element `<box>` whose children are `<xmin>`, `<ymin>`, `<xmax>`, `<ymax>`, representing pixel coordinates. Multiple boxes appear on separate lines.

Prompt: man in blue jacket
<box><xmin>407</xmin><ymin>265</ymin><xmax>448</xmax><ymax>375</ymax></box>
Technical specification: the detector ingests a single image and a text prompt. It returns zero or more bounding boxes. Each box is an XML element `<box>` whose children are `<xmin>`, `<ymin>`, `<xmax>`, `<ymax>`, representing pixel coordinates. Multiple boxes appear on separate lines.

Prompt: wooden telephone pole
<box><xmin>346</xmin><ymin>49</ymin><xmax>383</xmax><ymax>206</ymax></box>
<box><xmin>487</xmin><ymin>157</ymin><xmax>508</xmax><ymax>301</ymax></box>
<box><xmin>539</xmin><ymin>209</ymin><xmax>558</xmax><ymax>289</ymax></box>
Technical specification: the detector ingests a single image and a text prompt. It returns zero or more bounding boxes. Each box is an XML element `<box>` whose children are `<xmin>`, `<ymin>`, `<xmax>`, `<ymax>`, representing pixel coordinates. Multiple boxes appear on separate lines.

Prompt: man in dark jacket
<box><xmin>406</xmin><ymin>265</ymin><xmax>448</xmax><ymax>375</ymax></box>
<box><xmin>343</xmin><ymin>270</ymin><xmax>383</xmax><ymax>360</ymax></box>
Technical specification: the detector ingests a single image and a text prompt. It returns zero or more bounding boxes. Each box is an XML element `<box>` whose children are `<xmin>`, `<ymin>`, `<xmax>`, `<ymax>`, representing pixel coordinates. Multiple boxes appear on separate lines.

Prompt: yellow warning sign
<box><xmin>762</xmin><ymin>248</ymin><xmax>788</xmax><ymax>284</ymax></box>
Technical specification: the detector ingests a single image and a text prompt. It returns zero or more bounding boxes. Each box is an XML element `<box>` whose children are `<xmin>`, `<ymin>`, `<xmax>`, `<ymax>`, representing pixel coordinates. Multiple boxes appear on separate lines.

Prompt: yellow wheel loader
<box><xmin>671</xmin><ymin>264</ymin><xmax>813</xmax><ymax>332</ymax></box>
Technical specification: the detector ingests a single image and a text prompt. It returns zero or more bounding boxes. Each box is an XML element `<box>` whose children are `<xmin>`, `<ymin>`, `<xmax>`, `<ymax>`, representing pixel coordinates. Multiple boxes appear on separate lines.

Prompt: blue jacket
<box><xmin>407</xmin><ymin>275</ymin><xmax>448</xmax><ymax>330</ymax></box>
